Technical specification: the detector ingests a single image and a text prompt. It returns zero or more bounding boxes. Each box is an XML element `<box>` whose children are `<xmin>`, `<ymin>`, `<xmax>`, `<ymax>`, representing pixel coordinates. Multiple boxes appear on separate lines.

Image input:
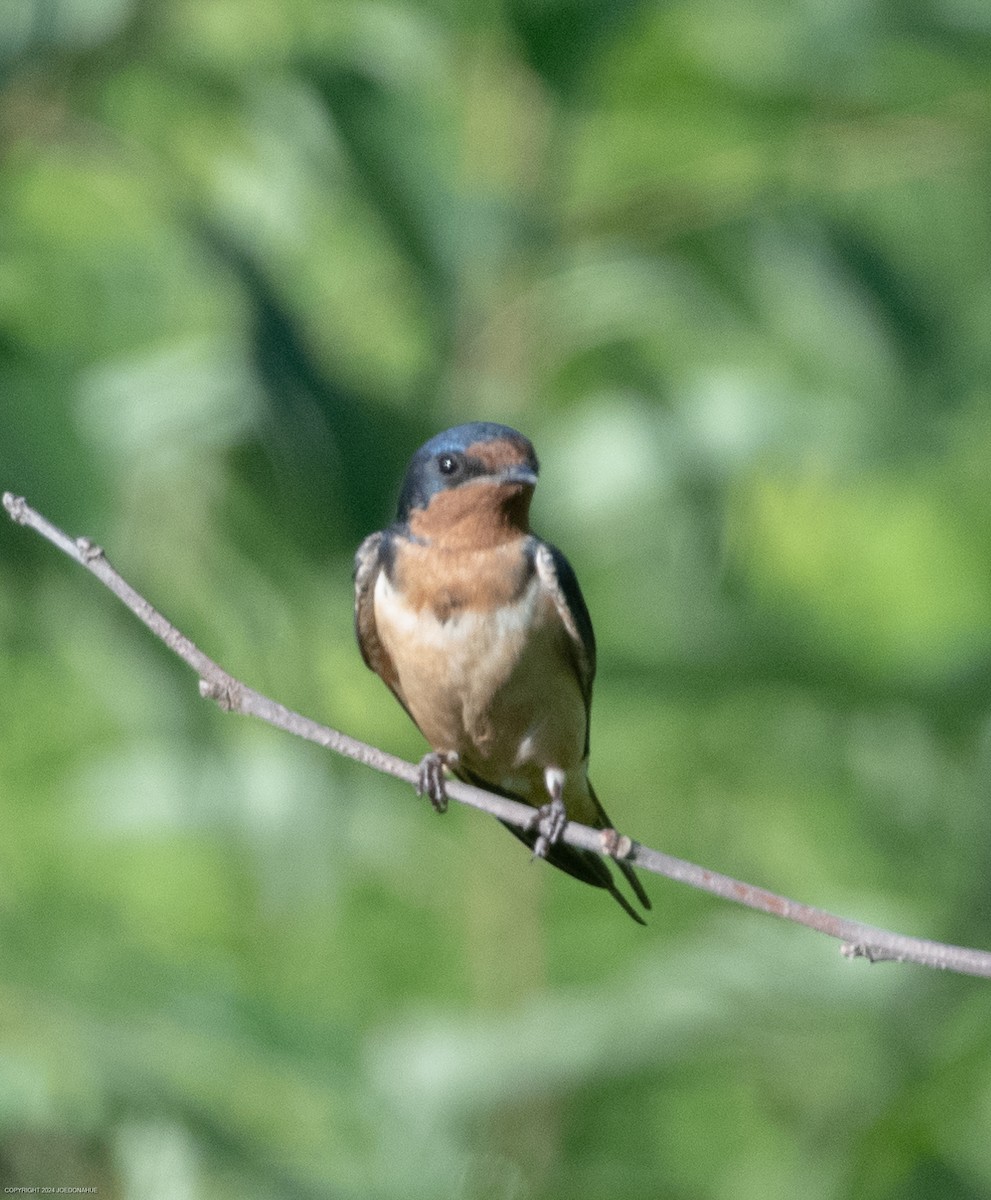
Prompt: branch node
<box><xmin>199</xmin><ymin>677</ymin><xmax>240</xmax><ymax>711</ymax></box>
<box><xmin>3</xmin><ymin>493</ymin><xmax>28</xmax><ymax>524</ymax></box>
<box><xmin>841</xmin><ymin>942</ymin><xmax>900</xmax><ymax>964</ymax></box>
<box><xmin>600</xmin><ymin>828</ymin><xmax>634</xmax><ymax>860</ymax></box>
<box><xmin>75</xmin><ymin>536</ymin><xmax>104</xmax><ymax>563</ymax></box>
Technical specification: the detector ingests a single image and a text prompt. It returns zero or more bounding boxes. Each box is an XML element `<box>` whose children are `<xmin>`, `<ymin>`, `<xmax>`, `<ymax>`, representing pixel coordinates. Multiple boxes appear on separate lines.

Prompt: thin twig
<box><xmin>5</xmin><ymin>490</ymin><xmax>990</xmax><ymax>979</ymax></box>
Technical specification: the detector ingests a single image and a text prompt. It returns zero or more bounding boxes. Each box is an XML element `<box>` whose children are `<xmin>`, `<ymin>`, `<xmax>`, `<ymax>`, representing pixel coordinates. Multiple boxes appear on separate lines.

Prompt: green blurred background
<box><xmin>2</xmin><ymin>0</ymin><xmax>991</xmax><ymax>1195</ymax></box>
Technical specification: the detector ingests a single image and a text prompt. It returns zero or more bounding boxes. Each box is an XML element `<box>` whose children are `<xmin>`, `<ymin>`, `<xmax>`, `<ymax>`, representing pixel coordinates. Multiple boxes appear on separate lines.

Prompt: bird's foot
<box><xmin>533</xmin><ymin>767</ymin><xmax>567</xmax><ymax>858</ymax></box>
<box><xmin>416</xmin><ymin>751</ymin><xmax>458</xmax><ymax>813</ymax></box>
<box><xmin>533</xmin><ymin>796</ymin><xmax>567</xmax><ymax>858</ymax></box>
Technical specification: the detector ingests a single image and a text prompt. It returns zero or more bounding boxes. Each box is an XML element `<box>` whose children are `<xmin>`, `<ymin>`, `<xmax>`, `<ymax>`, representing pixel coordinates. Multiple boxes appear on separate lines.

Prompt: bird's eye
<box><xmin>437</xmin><ymin>453</ymin><xmax>461</xmax><ymax>476</ymax></box>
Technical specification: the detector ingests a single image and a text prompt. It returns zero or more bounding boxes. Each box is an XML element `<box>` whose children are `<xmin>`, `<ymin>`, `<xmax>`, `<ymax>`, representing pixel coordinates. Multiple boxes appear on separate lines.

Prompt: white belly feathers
<box><xmin>372</xmin><ymin>567</ymin><xmax>588</xmax><ymax>785</ymax></box>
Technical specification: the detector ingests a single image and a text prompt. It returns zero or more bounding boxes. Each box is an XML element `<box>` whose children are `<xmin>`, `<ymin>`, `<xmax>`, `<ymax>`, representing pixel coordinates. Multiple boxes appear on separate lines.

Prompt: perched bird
<box><xmin>354</xmin><ymin>422</ymin><xmax>650</xmax><ymax>923</ymax></box>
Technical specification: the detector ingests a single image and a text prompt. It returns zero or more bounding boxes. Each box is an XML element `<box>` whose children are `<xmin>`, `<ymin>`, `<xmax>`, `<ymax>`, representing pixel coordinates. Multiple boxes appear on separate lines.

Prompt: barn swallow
<box><xmin>354</xmin><ymin>422</ymin><xmax>650</xmax><ymax>923</ymax></box>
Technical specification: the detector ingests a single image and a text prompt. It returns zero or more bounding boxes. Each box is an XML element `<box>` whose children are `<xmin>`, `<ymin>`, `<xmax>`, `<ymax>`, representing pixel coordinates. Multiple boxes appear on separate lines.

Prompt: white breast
<box><xmin>372</xmin><ymin>568</ymin><xmax>587</xmax><ymax>785</ymax></box>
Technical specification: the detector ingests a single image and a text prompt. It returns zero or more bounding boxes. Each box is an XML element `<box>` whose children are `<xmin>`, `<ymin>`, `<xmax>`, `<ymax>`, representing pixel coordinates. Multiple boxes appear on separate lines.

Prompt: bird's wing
<box><xmin>533</xmin><ymin>539</ymin><xmax>596</xmax><ymax>717</ymax></box>
<box><xmin>532</xmin><ymin>540</ymin><xmax>651</xmax><ymax>916</ymax></box>
<box><xmin>354</xmin><ymin>530</ymin><xmax>404</xmax><ymax>701</ymax></box>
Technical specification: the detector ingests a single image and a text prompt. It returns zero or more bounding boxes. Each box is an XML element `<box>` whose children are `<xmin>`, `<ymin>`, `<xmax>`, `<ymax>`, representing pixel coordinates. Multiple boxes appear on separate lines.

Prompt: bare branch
<box><xmin>6</xmin><ymin>490</ymin><xmax>991</xmax><ymax>979</ymax></box>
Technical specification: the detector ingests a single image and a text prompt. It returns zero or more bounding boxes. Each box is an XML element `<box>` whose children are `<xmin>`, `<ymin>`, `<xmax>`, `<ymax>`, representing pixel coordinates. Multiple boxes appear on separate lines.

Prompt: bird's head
<box><xmin>395</xmin><ymin>423</ymin><xmax>539</xmax><ymax>544</ymax></box>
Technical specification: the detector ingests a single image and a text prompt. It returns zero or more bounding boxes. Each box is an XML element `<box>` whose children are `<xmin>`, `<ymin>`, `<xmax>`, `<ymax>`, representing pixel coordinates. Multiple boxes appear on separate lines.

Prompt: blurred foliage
<box><xmin>2</xmin><ymin>0</ymin><xmax>991</xmax><ymax>1196</ymax></box>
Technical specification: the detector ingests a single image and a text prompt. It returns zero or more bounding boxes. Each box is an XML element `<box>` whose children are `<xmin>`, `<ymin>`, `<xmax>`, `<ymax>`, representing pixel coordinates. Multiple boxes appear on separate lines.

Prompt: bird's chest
<box><xmin>373</xmin><ymin>557</ymin><xmax>579</xmax><ymax>772</ymax></box>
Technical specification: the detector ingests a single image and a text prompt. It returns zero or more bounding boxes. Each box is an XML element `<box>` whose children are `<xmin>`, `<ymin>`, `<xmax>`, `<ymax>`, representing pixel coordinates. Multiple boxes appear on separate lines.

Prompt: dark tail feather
<box><xmin>616</xmin><ymin>857</ymin><xmax>652</xmax><ymax>912</ymax></box>
<box><xmin>458</xmin><ymin>767</ymin><xmax>650</xmax><ymax>924</ymax></box>
<box><xmin>588</xmin><ymin>781</ymin><xmax>652</xmax><ymax>913</ymax></box>
<box><xmin>498</xmin><ymin>819</ymin><xmax>647</xmax><ymax>926</ymax></box>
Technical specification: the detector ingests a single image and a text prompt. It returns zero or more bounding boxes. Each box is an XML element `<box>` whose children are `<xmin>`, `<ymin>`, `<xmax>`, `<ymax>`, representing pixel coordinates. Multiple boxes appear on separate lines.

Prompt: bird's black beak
<box><xmin>498</xmin><ymin>464</ymin><xmax>538</xmax><ymax>487</ymax></box>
